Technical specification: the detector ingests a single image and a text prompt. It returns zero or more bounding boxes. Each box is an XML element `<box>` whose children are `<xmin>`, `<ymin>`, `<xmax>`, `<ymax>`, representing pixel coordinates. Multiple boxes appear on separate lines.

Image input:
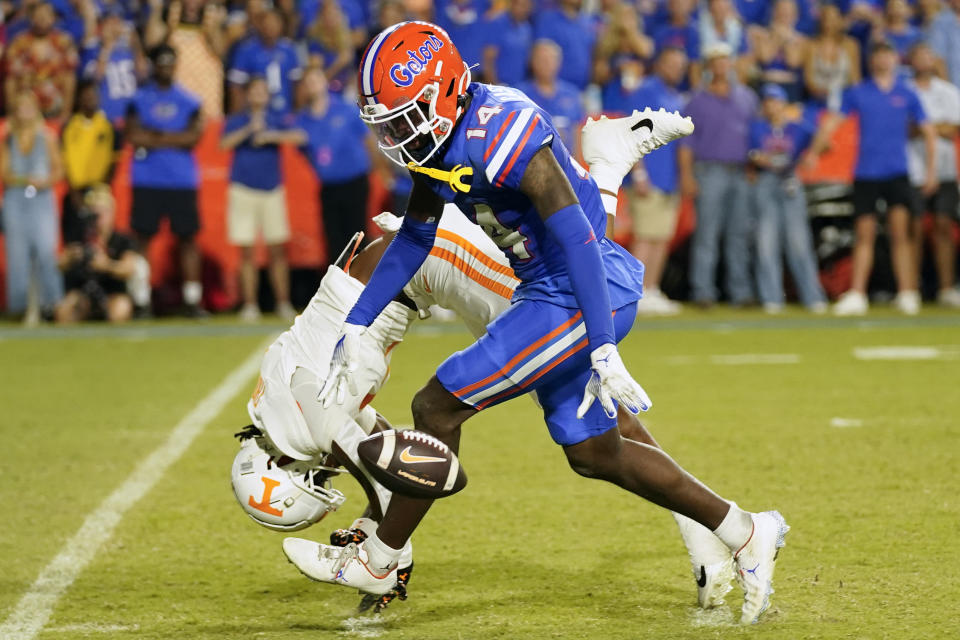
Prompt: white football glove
<box><xmin>320</xmin><ymin>323</ymin><xmax>366</xmax><ymax>407</ymax></box>
<box><xmin>576</xmin><ymin>343</ymin><xmax>652</xmax><ymax>419</ymax></box>
<box><xmin>372</xmin><ymin>211</ymin><xmax>403</xmax><ymax>233</ymax></box>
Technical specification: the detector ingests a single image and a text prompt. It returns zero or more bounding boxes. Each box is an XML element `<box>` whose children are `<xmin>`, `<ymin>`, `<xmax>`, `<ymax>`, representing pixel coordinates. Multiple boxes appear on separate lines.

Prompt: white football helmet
<box><xmin>231</xmin><ymin>429</ymin><xmax>346</xmax><ymax>532</ymax></box>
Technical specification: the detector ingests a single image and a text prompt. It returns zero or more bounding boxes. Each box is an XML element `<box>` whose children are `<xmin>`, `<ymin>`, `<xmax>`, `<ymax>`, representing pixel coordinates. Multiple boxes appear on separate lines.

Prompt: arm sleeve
<box><xmin>543</xmin><ymin>204</ymin><xmax>615</xmax><ymax>349</ymax></box>
<box><xmin>344</xmin><ymin>215</ymin><xmax>437</xmax><ymax>327</ymax></box>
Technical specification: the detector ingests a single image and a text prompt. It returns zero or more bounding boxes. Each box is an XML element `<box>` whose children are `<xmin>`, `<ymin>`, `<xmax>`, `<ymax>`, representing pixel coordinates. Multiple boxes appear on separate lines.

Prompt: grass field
<box><xmin>2</xmin><ymin>310</ymin><xmax>959</xmax><ymax>639</ymax></box>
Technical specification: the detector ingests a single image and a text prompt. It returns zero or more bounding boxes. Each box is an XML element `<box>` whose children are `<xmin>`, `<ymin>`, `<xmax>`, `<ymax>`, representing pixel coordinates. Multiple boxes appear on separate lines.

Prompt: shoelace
<box><xmin>320</xmin><ymin>542</ymin><xmax>359</xmax><ymax>576</ymax></box>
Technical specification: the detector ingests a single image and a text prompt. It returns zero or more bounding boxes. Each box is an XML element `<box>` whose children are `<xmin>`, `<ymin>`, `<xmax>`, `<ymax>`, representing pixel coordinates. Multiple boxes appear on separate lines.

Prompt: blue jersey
<box><xmin>224</xmin><ymin>110</ymin><xmax>292</xmax><ymax>190</ymax></box>
<box><xmin>748</xmin><ymin>118</ymin><xmax>814</xmax><ymax>175</ymax></box>
<box><xmin>81</xmin><ymin>40</ymin><xmax>138</xmax><ymax>124</ymax></box>
<box><xmin>295</xmin><ymin>96</ymin><xmax>371</xmax><ymax>184</ymax></box>
<box><xmin>422</xmin><ymin>83</ymin><xmax>644</xmax><ymax>310</ymax></box>
<box><xmin>841</xmin><ymin>78</ymin><xmax>927</xmax><ymax>180</ymax></box>
<box><xmin>514</xmin><ymin>80</ymin><xmax>584</xmax><ymax>153</ymax></box>
<box><xmin>228</xmin><ymin>37</ymin><xmax>303</xmax><ymax>114</ymax></box>
<box><xmin>129</xmin><ymin>83</ymin><xmax>201</xmax><ymax>189</ymax></box>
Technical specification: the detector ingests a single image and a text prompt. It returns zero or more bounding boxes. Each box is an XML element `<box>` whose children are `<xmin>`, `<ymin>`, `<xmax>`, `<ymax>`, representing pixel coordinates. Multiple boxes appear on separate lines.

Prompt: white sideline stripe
<box><xmin>47</xmin><ymin>623</ymin><xmax>140</xmax><ymax>633</ymax></box>
<box><xmin>852</xmin><ymin>346</ymin><xmax>960</xmax><ymax>361</ymax></box>
<box><xmin>710</xmin><ymin>353</ymin><xmax>801</xmax><ymax>365</ymax></box>
<box><xmin>0</xmin><ymin>340</ymin><xmax>270</xmax><ymax>640</ymax></box>
<box><xmin>830</xmin><ymin>417</ymin><xmax>864</xmax><ymax>428</ymax></box>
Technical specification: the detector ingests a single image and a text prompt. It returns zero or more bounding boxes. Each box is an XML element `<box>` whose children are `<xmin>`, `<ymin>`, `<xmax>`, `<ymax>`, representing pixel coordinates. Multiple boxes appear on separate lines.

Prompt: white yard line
<box><xmin>830</xmin><ymin>417</ymin><xmax>864</xmax><ymax>428</ymax></box>
<box><xmin>0</xmin><ymin>340</ymin><xmax>270</xmax><ymax>640</ymax></box>
<box><xmin>663</xmin><ymin>353</ymin><xmax>801</xmax><ymax>366</ymax></box>
<box><xmin>852</xmin><ymin>345</ymin><xmax>960</xmax><ymax>361</ymax></box>
<box><xmin>709</xmin><ymin>353</ymin><xmax>801</xmax><ymax>365</ymax></box>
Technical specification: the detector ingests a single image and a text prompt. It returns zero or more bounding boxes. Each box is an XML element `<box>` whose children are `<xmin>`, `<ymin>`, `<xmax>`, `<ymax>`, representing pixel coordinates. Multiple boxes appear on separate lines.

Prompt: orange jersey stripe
<box><xmin>452</xmin><ymin>311</ymin><xmax>583</xmax><ymax>397</ymax></box>
<box><xmin>429</xmin><ymin>246</ymin><xmax>516</xmax><ymax>301</ymax></box>
<box><xmin>484</xmin><ymin>111</ymin><xmax>517</xmax><ymax>162</ymax></box>
<box><xmin>476</xmin><ymin>336</ymin><xmax>589</xmax><ymax>410</ymax></box>
<box><xmin>496</xmin><ymin>115</ymin><xmax>540</xmax><ymax>187</ymax></box>
<box><xmin>434</xmin><ymin>228</ymin><xmax>519</xmax><ymax>281</ymax></box>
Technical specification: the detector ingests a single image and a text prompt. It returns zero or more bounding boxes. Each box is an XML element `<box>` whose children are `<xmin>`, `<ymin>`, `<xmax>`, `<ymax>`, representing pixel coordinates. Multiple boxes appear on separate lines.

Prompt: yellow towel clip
<box><xmin>407</xmin><ymin>162</ymin><xmax>473</xmax><ymax>193</ymax></box>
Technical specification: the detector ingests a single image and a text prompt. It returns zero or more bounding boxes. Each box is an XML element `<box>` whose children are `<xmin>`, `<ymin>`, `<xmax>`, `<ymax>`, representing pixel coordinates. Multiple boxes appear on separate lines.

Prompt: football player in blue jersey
<box><xmin>283</xmin><ymin>22</ymin><xmax>788</xmax><ymax>624</ymax></box>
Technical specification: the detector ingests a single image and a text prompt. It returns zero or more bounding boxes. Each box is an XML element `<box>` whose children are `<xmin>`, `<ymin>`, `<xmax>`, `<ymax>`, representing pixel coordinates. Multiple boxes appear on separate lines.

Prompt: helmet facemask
<box><xmin>362</xmin><ymin>82</ymin><xmax>453</xmax><ymax>167</ymax></box>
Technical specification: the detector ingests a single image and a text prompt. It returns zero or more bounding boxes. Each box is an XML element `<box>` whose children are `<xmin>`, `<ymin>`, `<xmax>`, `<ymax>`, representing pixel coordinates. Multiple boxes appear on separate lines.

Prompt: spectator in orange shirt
<box><xmin>4</xmin><ymin>1</ymin><xmax>79</xmax><ymax>119</ymax></box>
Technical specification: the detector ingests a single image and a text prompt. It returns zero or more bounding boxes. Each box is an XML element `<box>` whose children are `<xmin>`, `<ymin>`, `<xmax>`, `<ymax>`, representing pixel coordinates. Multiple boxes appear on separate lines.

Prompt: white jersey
<box><xmin>908</xmin><ymin>76</ymin><xmax>960</xmax><ymax>184</ymax></box>
<box><xmin>404</xmin><ymin>205</ymin><xmax>517</xmax><ymax>337</ymax></box>
<box><xmin>248</xmin><ymin>204</ymin><xmax>518</xmax><ymax>461</ymax></box>
<box><xmin>249</xmin><ymin>268</ymin><xmax>416</xmax><ymax>459</ymax></box>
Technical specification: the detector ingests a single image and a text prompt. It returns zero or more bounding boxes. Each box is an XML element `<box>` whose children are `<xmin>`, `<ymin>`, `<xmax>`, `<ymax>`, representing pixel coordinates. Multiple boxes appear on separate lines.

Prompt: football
<box><xmin>357</xmin><ymin>429</ymin><xmax>467</xmax><ymax>499</ymax></box>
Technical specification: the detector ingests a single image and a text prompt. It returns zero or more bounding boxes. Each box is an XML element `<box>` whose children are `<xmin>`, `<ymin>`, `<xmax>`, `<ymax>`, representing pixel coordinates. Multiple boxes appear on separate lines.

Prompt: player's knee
<box><xmin>564</xmin><ymin>438</ymin><xmax>621</xmax><ymax>481</ymax></box>
<box><xmin>410</xmin><ymin>380</ymin><xmax>460</xmax><ymax>439</ymax></box>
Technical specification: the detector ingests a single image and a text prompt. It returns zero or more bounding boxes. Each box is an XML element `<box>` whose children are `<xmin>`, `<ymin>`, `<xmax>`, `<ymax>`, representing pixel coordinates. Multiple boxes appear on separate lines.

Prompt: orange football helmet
<box><xmin>357</xmin><ymin>21</ymin><xmax>472</xmax><ymax>166</ymax></box>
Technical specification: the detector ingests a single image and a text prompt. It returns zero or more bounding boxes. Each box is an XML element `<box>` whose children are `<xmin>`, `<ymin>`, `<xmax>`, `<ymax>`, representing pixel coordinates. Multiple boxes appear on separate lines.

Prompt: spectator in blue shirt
<box><xmin>593</xmin><ymin>1</ymin><xmax>654</xmax><ymax>92</ymax></box>
<box><xmin>754</xmin><ymin>0</ymin><xmax>808</xmax><ymax>103</ymax></box>
<box><xmin>303</xmin><ymin>0</ymin><xmax>355</xmax><ymax>94</ymax></box>
<box><xmin>699</xmin><ymin>0</ymin><xmax>748</xmax><ymax>61</ymax></box>
<box><xmin>481</xmin><ymin>0</ymin><xmax>534</xmax><ymax>86</ymax></box>
<box><xmin>220</xmin><ymin>77</ymin><xmax>301</xmax><ymax>323</ymax></box>
<box><xmin>298</xmin><ymin>0</ymin><xmax>368</xmax><ymax>49</ymax></box>
<box><xmin>653</xmin><ymin>0</ymin><xmax>702</xmax><ymax>86</ymax></box>
<box><xmin>877</xmin><ymin>0</ymin><xmax>923</xmax><ymax>73</ymax></box>
<box><xmin>80</xmin><ymin>8</ymin><xmax>145</xmax><ymax>126</ymax></box>
<box><xmin>436</xmin><ymin>0</ymin><xmax>492</xmax><ymax>70</ymax></box>
<box><xmin>811</xmin><ymin>41</ymin><xmax>938</xmax><ymax>316</ymax></box>
<box><xmin>926</xmin><ymin>0</ymin><xmax>960</xmax><ymax>88</ymax></box>
<box><xmin>294</xmin><ymin>68</ymin><xmax>379</xmax><ymax>267</ymax></box>
<box><xmin>126</xmin><ymin>44</ymin><xmax>206</xmax><ymax>316</ymax></box>
<box><xmin>622</xmin><ymin>46</ymin><xmax>688</xmax><ymax>315</ymax></box>
<box><xmin>534</xmin><ymin>0</ymin><xmax>598</xmax><ymax>90</ymax></box>
<box><xmin>516</xmin><ymin>40</ymin><xmax>585</xmax><ymax>154</ymax></box>
<box><xmin>748</xmin><ymin>84</ymin><xmax>827</xmax><ymax>314</ymax></box>
<box><xmin>227</xmin><ymin>8</ymin><xmax>303</xmax><ymax>114</ymax></box>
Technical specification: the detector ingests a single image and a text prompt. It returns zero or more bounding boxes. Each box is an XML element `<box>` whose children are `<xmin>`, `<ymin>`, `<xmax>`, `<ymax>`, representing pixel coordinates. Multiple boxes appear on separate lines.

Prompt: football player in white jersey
<box><xmin>232</xmin><ymin>205</ymin><xmax>519</xmax><ymax>612</ymax></box>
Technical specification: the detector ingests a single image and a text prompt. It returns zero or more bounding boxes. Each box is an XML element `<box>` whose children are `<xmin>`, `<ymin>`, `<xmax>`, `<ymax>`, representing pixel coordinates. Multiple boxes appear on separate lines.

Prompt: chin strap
<box><xmin>406</xmin><ymin>161</ymin><xmax>473</xmax><ymax>193</ymax></box>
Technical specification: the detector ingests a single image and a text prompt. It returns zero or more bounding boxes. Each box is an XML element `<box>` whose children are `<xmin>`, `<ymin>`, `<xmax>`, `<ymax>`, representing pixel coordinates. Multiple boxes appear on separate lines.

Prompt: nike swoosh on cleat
<box><xmin>697</xmin><ymin>566</ymin><xmax>707</xmax><ymax>588</ymax></box>
<box><xmin>631</xmin><ymin>118</ymin><xmax>653</xmax><ymax>132</ymax></box>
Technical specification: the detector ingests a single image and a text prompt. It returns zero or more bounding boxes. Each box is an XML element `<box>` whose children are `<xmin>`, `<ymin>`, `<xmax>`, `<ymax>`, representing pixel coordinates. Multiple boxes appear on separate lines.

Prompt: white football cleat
<box><xmin>734</xmin><ymin>511</ymin><xmax>789</xmax><ymax>624</ymax></box>
<box><xmin>282</xmin><ymin>538</ymin><xmax>397</xmax><ymax>595</ymax></box>
<box><xmin>695</xmin><ymin>557</ymin><xmax>736</xmax><ymax>609</ymax></box>
<box><xmin>582</xmin><ymin>108</ymin><xmax>694</xmax><ymax>170</ymax></box>
<box><xmin>832</xmin><ymin>290</ymin><xmax>868</xmax><ymax>316</ymax></box>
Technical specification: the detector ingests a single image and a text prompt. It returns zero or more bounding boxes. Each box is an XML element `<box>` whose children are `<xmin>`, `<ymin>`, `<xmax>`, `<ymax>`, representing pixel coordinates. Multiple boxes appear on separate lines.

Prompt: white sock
<box><xmin>672</xmin><ymin>511</ymin><xmax>733</xmax><ymax>567</ymax></box>
<box><xmin>127</xmin><ymin>255</ymin><xmax>152</xmax><ymax>307</ymax></box>
<box><xmin>713</xmin><ymin>503</ymin><xmax>755</xmax><ymax>553</ymax></box>
<box><xmin>182</xmin><ymin>280</ymin><xmax>202</xmax><ymax>306</ymax></box>
<box><xmin>364</xmin><ymin>531</ymin><xmax>402</xmax><ymax>571</ymax></box>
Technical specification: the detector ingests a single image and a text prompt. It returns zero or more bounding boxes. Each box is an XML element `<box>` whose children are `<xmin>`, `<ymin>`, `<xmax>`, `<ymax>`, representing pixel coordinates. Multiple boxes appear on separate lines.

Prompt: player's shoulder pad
<box><xmin>460</xmin><ymin>84</ymin><xmax>555</xmax><ymax>190</ymax></box>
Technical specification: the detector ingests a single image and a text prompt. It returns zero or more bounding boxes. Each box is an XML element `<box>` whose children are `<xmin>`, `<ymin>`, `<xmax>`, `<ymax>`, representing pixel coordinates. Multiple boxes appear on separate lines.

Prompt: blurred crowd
<box><xmin>0</xmin><ymin>0</ymin><xmax>959</xmax><ymax>324</ymax></box>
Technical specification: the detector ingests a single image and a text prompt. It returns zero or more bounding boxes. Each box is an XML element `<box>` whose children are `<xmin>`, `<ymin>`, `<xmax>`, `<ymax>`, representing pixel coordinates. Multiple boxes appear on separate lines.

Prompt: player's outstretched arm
<box><xmin>520</xmin><ymin>147</ymin><xmax>651</xmax><ymax>417</ymax></box>
<box><xmin>321</xmin><ymin>177</ymin><xmax>445</xmax><ymax>405</ymax></box>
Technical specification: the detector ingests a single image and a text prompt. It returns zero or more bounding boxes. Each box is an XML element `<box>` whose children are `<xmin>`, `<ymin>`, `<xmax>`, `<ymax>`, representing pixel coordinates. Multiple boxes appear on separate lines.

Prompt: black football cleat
<box><xmin>358</xmin><ymin>563</ymin><xmax>414</xmax><ymax>614</ymax></box>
